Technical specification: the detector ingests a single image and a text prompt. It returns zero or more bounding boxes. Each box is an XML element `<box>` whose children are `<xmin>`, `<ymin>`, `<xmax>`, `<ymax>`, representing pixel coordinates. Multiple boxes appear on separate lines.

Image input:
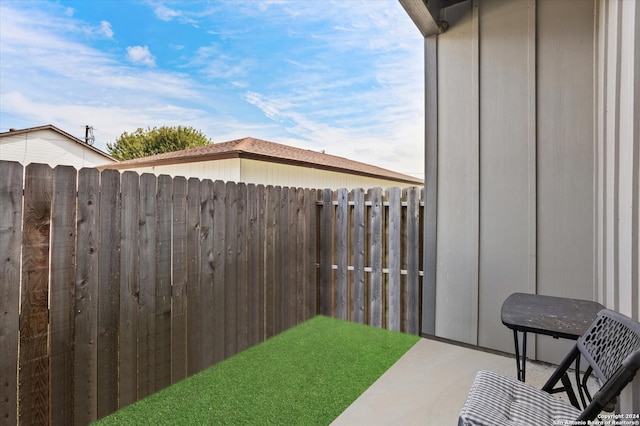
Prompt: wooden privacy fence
<box><xmin>0</xmin><ymin>160</ymin><xmax>424</xmax><ymax>425</ymax></box>
<box><xmin>318</xmin><ymin>187</ymin><xmax>424</xmax><ymax>334</ymax></box>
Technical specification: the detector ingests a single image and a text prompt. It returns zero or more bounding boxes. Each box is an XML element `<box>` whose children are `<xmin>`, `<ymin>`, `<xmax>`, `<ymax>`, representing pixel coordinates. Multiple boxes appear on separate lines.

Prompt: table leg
<box><xmin>512</xmin><ymin>329</ymin><xmax>527</xmax><ymax>382</ymax></box>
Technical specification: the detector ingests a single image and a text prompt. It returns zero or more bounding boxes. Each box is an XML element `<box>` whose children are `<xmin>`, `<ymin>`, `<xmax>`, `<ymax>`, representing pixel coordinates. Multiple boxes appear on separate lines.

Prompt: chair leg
<box><xmin>542</xmin><ymin>345</ymin><xmax>581</xmax><ymax>408</ymax></box>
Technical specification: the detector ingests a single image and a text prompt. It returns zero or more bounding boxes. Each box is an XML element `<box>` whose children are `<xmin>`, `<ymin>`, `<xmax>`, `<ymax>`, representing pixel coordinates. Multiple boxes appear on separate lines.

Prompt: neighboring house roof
<box><xmin>0</xmin><ymin>124</ymin><xmax>117</xmax><ymax>162</ymax></box>
<box><xmin>101</xmin><ymin>136</ymin><xmax>423</xmax><ymax>185</ymax></box>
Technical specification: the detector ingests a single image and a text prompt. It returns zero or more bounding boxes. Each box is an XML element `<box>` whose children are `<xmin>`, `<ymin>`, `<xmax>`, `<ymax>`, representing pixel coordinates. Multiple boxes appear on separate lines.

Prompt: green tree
<box><xmin>107</xmin><ymin>126</ymin><xmax>212</xmax><ymax>160</ymax></box>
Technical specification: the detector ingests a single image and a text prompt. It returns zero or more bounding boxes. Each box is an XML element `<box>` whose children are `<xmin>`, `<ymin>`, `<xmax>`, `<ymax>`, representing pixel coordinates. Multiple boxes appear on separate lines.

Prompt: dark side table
<box><xmin>501</xmin><ymin>292</ymin><xmax>605</xmax><ymax>382</ymax></box>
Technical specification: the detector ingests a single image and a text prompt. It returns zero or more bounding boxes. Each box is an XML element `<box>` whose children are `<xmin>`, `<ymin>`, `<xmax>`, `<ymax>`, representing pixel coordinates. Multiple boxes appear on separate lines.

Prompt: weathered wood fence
<box><xmin>0</xmin><ymin>160</ymin><xmax>423</xmax><ymax>425</ymax></box>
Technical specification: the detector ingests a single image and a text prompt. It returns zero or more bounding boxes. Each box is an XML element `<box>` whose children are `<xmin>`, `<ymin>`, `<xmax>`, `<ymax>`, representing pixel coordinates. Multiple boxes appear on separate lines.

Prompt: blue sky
<box><xmin>0</xmin><ymin>0</ymin><xmax>424</xmax><ymax>178</ymax></box>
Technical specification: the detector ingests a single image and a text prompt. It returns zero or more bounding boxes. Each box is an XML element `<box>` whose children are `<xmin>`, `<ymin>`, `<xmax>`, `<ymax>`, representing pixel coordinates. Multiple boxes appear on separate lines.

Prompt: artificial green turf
<box><xmin>95</xmin><ymin>315</ymin><xmax>419</xmax><ymax>425</ymax></box>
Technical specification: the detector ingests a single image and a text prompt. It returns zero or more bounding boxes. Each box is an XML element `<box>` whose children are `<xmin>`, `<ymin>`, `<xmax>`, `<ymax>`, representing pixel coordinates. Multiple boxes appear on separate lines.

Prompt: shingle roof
<box><xmin>0</xmin><ymin>124</ymin><xmax>117</xmax><ymax>161</ymax></box>
<box><xmin>102</xmin><ymin>136</ymin><xmax>423</xmax><ymax>185</ymax></box>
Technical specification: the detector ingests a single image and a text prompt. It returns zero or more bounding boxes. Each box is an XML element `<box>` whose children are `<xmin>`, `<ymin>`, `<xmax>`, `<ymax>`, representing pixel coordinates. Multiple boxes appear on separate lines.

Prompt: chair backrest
<box><xmin>576</xmin><ymin>309</ymin><xmax>640</xmax><ymax>420</ymax></box>
<box><xmin>578</xmin><ymin>309</ymin><xmax>640</xmax><ymax>383</ymax></box>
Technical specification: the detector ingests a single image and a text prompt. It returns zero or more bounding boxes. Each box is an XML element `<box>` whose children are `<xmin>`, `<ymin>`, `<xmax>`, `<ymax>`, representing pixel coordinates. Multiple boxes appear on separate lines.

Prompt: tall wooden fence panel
<box><xmin>0</xmin><ymin>160</ymin><xmax>423</xmax><ymax>425</ymax></box>
<box><xmin>318</xmin><ymin>186</ymin><xmax>424</xmax><ymax>334</ymax></box>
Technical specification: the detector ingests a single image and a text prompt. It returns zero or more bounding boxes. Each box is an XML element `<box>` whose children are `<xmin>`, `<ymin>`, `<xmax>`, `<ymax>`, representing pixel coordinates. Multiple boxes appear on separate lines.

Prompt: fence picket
<box><xmin>320</xmin><ymin>189</ymin><xmax>333</xmax><ymax>316</ymax></box>
<box><xmin>0</xmin><ymin>161</ymin><xmax>22</xmax><ymax>425</ymax></box>
<box><xmin>97</xmin><ymin>169</ymin><xmax>121</xmax><ymax>417</ymax></box>
<box><xmin>49</xmin><ymin>165</ymin><xmax>77</xmax><ymax>425</ymax></box>
<box><xmin>405</xmin><ymin>187</ymin><xmax>421</xmax><ymax>335</ymax></box>
<box><xmin>305</xmin><ymin>188</ymin><xmax>318</xmax><ymax>321</ymax></box>
<box><xmin>75</xmin><ymin>167</ymin><xmax>100</xmax><ymax>424</ymax></box>
<box><xmin>246</xmin><ymin>184</ymin><xmax>261</xmax><ymax>346</ymax></box>
<box><xmin>236</xmin><ymin>182</ymin><xmax>249</xmax><ymax>352</ymax></box>
<box><xmin>264</xmin><ymin>186</ymin><xmax>277</xmax><ymax>338</ymax></box>
<box><xmin>295</xmin><ymin>188</ymin><xmax>307</xmax><ymax>323</ymax></box>
<box><xmin>212</xmin><ymin>180</ymin><xmax>226</xmax><ymax>362</ymax></box>
<box><xmin>336</xmin><ymin>188</ymin><xmax>348</xmax><ymax>320</ymax></box>
<box><xmin>20</xmin><ymin>163</ymin><xmax>53</xmax><ymax>425</ymax></box>
<box><xmin>199</xmin><ymin>179</ymin><xmax>215</xmax><ymax>368</ymax></box>
<box><xmin>368</xmin><ymin>188</ymin><xmax>383</xmax><ymax>328</ymax></box>
<box><xmin>387</xmin><ymin>187</ymin><xmax>402</xmax><ymax>331</ymax></box>
<box><xmin>186</xmin><ymin>178</ymin><xmax>202</xmax><ymax>375</ymax></box>
<box><xmin>286</xmin><ymin>187</ymin><xmax>298</xmax><ymax>329</ymax></box>
<box><xmin>351</xmin><ymin>188</ymin><xmax>365</xmax><ymax>324</ymax></box>
<box><xmin>171</xmin><ymin>176</ymin><xmax>188</xmax><ymax>383</ymax></box>
<box><xmin>224</xmin><ymin>181</ymin><xmax>237</xmax><ymax>358</ymax></box>
<box><xmin>138</xmin><ymin>174</ymin><xmax>158</xmax><ymax>398</ymax></box>
<box><xmin>119</xmin><ymin>171</ymin><xmax>140</xmax><ymax>408</ymax></box>
<box><xmin>156</xmin><ymin>175</ymin><xmax>173</xmax><ymax>390</ymax></box>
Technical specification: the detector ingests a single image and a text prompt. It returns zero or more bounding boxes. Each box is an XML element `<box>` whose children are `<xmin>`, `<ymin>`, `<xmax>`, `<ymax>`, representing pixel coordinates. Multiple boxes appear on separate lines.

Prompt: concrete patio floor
<box><xmin>332</xmin><ymin>337</ymin><xmax>562</xmax><ymax>425</ymax></box>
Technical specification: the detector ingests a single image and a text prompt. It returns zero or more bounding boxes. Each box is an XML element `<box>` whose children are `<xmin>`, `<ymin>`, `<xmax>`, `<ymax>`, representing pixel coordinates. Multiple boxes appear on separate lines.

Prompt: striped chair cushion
<box><xmin>458</xmin><ymin>370</ymin><xmax>582</xmax><ymax>426</ymax></box>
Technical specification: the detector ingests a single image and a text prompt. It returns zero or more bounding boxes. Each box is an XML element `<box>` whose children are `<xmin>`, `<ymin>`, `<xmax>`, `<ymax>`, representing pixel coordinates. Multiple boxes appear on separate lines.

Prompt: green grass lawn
<box><xmin>95</xmin><ymin>315</ymin><xmax>420</xmax><ymax>425</ymax></box>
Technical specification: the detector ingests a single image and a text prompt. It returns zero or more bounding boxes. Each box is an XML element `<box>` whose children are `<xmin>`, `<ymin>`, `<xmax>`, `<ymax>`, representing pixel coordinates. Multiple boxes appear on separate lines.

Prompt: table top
<box><xmin>501</xmin><ymin>292</ymin><xmax>605</xmax><ymax>340</ymax></box>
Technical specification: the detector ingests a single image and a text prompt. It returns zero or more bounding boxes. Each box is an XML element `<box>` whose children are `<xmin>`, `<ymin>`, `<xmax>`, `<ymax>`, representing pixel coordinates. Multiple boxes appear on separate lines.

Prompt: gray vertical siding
<box><xmin>434</xmin><ymin>0</ymin><xmax>480</xmax><ymax>345</ymax></box>
<box><xmin>427</xmin><ymin>0</ymin><xmax>598</xmax><ymax>357</ymax></box>
<box><xmin>536</xmin><ymin>0</ymin><xmax>596</xmax><ymax>365</ymax></box>
<box><xmin>477</xmin><ymin>0</ymin><xmax>537</xmax><ymax>355</ymax></box>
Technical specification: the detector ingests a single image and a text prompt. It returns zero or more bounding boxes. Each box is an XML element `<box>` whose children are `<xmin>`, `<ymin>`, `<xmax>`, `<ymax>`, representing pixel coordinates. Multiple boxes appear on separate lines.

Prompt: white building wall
<box><xmin>127</xmin><ymin>158</ymin><xmax>243</xmax><ymax>183</ymax></box>
<box><xmin>114</xmin><ymin>158</ymin><xmax>420</xmax><ymax>190</ymax></box>
<box><xmin>0</xmin><ymin>129</ymin><xmax>114</xmax><ymax>168</ymax></box>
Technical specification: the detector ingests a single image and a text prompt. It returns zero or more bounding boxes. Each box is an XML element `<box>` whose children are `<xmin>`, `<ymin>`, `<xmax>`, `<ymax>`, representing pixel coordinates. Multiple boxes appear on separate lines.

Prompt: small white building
<box><xmin>0</xmin><ymin>124</ymin><xmax>116</xmax><ymax>169</ymax></box>
<box><xmin>101</xmin><ymin>136</ymin><xmax>423</xmax><ymax>190</ymax></box>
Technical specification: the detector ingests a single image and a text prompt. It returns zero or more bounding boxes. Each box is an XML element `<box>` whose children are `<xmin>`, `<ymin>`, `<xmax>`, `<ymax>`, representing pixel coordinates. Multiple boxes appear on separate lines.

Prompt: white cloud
<box><xmin>126</xmin><ymin>45</ymin><xmax>156</xmax><ymax>66</ymax></box>
<box><xmin>153</xmin><ymin>4</ymin><xmax>181</xmax><ymax>21</ymax></box>
<box><xmin>99</xmin><ymin>21</ymin><xmax>113</xmax><ymax>38</ymax></box>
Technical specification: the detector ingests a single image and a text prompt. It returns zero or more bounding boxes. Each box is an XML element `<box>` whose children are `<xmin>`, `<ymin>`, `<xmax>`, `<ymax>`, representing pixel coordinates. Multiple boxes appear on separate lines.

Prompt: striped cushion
<box><xmin>458</xmin><ymin>371</ymin><xmax>582</xmax><ymax>426</ymax></box>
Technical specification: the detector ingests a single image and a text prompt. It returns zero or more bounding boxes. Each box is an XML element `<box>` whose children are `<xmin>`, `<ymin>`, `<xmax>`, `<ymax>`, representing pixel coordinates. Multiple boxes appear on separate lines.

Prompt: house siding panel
<box><xmin>0</xmin><ymin>129</ymin><xmax>114</xmax><ymax>169</ymax></box>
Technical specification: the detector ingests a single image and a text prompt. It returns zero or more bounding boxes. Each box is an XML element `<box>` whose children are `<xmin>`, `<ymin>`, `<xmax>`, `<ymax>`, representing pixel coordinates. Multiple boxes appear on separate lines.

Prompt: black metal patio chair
<box><xmin>458</xmin><ymin>309</ymin><xmax>640</xmax><ymax>425</ymax></box>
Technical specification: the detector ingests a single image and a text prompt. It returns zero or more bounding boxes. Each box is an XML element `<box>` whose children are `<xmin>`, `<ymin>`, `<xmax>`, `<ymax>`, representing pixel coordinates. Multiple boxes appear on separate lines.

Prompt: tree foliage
<box><xmin>107</xmin><ymin>126</ymin><xmax>212</xmax><ymax>160</ymax></box>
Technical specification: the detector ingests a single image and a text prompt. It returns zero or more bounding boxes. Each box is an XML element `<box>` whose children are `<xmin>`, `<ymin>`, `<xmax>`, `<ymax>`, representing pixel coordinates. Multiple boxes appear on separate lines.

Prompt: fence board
<box><xmin>19</xmin><ymin>163</ymin><xmax>53</xmax><ymax>426</ymax></box>
<box><xmin>75</xmin><ymin>167</ymin><xmax>100</xmax><ymax>424</ymax></box>
<box><xmin>224</xmin><ymin>181</ymin><xmax>238</xmax><ymax>358</ymax></box>
<box><xmin>336</xmin><ymin>188</ymin><xmax>348</xmax><ymax>320</ymax></box>
<box><xmin>286</xmin><ymin>187</ymin><xmax>298</xmax><ymax>329</ymax></box>
<box><xmin>351</xmin><ymin>188</ymin><xmax>366</xmax><ymax>324</ymax></box>
<box><xmin>49</xmin><ymin>166</ymin><xmax>77</xmax><ymax>425</ymax></box>
<box><xmin>119</xmin><ymin>171</ymin><xmax>140</xmax><ymax>407</ymax></box>
<box><xmin>236</xmin><ymin>183</ymin><xmax>249</xmax><ymax>352</ymax></box>
<box><xmin>212</xmin><ymin>180</ymin><xmax>227</xmax><ymax>362</ymax></box>
<box><xmin>199</xmin><ymin>179</ymin><xmax>216</xmax><ymax>368</ymax></box>
<box><xmin>295</xmin><ymin>188</ymin><xmax>306</xmax><ymax>323</ymax></box>
<box><xmin>171</xmin><ymin>176</ymin><xmax>188</xmax><ymax>383</ymax></box>
<box><xmin>0</xmin><ymin>161</ymin><xmax>22</xmax><ymax>425</ymax></box>
<box><xmin>405</xmin><ymin>187</ymin><xmax>421</xmax><ymax>335</ymax></box>
<box><xmin>156</xmin><ymin>175</ymin><xmax>173</xmax><ymax>390</ymax></box>
<box><xmin>138</xmin><ymin>174</ymin><xmax>157</xmax><ymax>398</ymax></box>
<box><xmin>264</xmin><ymin>186</ymin><xmax>277</xmax><ymax>338</ymax></box>
<box><xmin>246</xmin><ymin>184</ymin><xmax>265</xmax><ymax>345</ymax></box>
<box><xmin>320</xmin><ymin>189</ymin><xmax>333</xmax><ymax>316</ymax></box>
<box><xmin>387</xmin><ymin>188</ymin><xmax>402</xmax><ymax>331</ymax></box>
<box><xmin>186</xmin><ymin>178</ymin><xmax>202</xmax><ymax>375</ymax></box>
<box><xmin>306</xmin><ymin>189</ymin><xmax>318</xmax><ymax>320</ymax></box>
<box><xmin>368</xmin><ymin>188</ymin><xmax>383</xmax><ymax>328</ymax></box>
<box><xmin>278</xmin><ymin>186</ymin><xmax>289</xmax><ymax>334</ymax></box>
<box><xmin>97</xmin><ymin>169</ymin><xmax>121</xmax><ymax>418</ymax></box>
